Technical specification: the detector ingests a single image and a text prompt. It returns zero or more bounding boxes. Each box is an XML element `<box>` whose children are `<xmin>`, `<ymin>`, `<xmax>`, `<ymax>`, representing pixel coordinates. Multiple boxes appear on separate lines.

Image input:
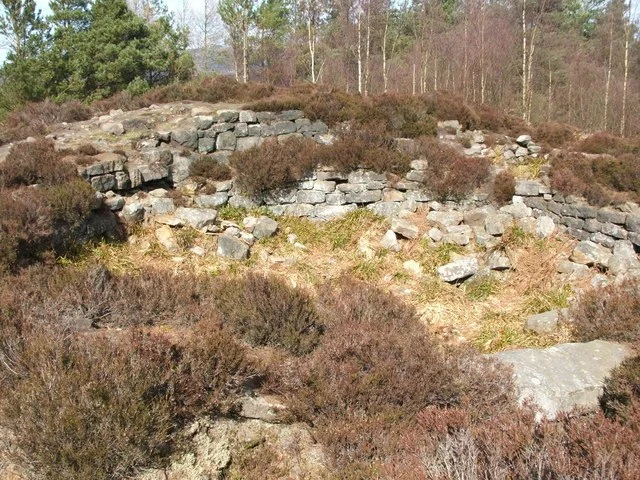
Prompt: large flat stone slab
<box><xmin>491</xmin><ymin>340</ymin><xmax>633</xmax><ymax>420</ymax></box>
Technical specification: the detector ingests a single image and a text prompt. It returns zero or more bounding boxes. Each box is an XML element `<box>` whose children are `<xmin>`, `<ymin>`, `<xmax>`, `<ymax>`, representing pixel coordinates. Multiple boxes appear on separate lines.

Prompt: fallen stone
<box><xmin>174</xmin><ymin>207</ymin><xmax>217</xmax><ymax>229</ymax></box>
<box><xmin>442</xmin><ymin>225</ymin><xmax>472</xmax><ymax>246</ymax></box>
<box><xmin>525</xmin><ymin>309</ymin><xmax>562</xmax><ymax>334</ymax></box>
<box><xmin>485</xmin><ymin>213</ymin><xmax>513</xmax><ymax>236</ymax></box>
<box><xmin>500</xmin><ymin>202</ymin><xmax>532</xmax><ymax>219</ymax></box>
<box><xmin>536</xmin><ymin>216</ymin><xmax>556</xmax><ymax>238</ymax></box>
<box><xmin>491</xmin><ymin>340</ymin><xmax>633</xmax><ymax>420</ymax></box>
<box><xmin>155</xmin><ymin>226</ymin><xmax>179</xmax><ymax>253</ymax></box>
<box><xmin>608</xmin><ymin>240</ymin><xmax>640</xmax><ymax>276</ymax></box>
<box><xmin>487</xmin><ymin>250</ymin><xmax>511</xmax><ymax>270</ymax></box>
<box><xmin>253</xmin><ymin>216</ymin><xmax>278</xmax><ymax>239</ymax></box>
<box><xmin>429</xmin><ymin>227</ymin><xmax>443</xmax><ymax>242</ymax></box>
<box><xmin>570</xmin><ymin>240</ymin><xmax>612</xmax><ymax>267</ymax></box>
<box><xmin>515</xmin><ymin>180</ymin><xmax>541</xmax><ymax>196</ymax></box>
<box><xmin>217</xmin><ymin>235</ymin><xmax>249</xmax><ymax>260</ymax></box>
<box><xmin>122</xmin><ymin>202</ymin><xmax>145</xmax><ymax>222</ymax></box>
<box><xmin>427</xmin><ymin>210</ymin><xmax>463</xmax><ymax>227</ymax></box>
<box><xmin>240</xmin><ymin>395</ymin><xmax>286</xmax><ymax>422</ymax></box>
<box><xmin>101</xmin><ymin>121</ymin><xmax>125</xmax><ymax>135</ymax></box>
<box><xmin>556</xmin><ymin>260</ymin><xmax>589</xmax><ymax>278</ymax></box>
<box><xmin>391</xmin><ymin>218</ymin><xmax>419</xmax><ymax>239</ymax></box>
<box><xmin>314</xmin><ymin>204</ymin><xmax>357</xmax><ymax>220</ymax></box>
<box><xmin>380</xmin><ymin>230</ymin><xmax>401</xmax><ymax>252</ymax></box>
<box><xmin>195</xmin><ymin>193</ymin><xmax>229</xmax><ymax>209</ymax></box>
<box><xmin>516</xmin><ymin>134</ymin><xmax>532</xmax><ymax>146</ymax></box>
<box><xmin>437</xmin><ymin>257</ymin><xmax>479</xmax><ymax>283</ymax></box>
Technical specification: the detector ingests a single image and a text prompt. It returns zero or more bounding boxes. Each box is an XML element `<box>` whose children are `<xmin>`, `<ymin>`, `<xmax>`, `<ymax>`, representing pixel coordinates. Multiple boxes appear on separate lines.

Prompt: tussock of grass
<box><xmin>523</xmin><ymin>284</ymin><xmax>571</xmax><ymax>314</ymax></box>
<box><xmin>513</xmin><ymin>157</ymin><xmax>546</xmax><ymax>180</ymax></box>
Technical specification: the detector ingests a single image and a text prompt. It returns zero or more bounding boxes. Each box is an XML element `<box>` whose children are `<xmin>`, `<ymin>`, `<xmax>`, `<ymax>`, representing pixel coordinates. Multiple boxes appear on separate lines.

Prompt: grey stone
<box><xmin>217</xmin><ymin>110</ymin><xmax>239</xmax><ymax>122</ymax></box>
<box><xmin>198</xmin><ymin>137</ymin><xmax>216</xmax><ymax>153</ymax></box>
<box><xmin>394</xmin><ymin>180</ymin><xmax>421</xmax><ymax>191</ymax></box>
<box><xmin>443</xmin><ymin>225</ymin><xmax>472</xmax><ymax>246</ymax></box>
<box><xmin>247</xmin><ymin>124</ymin><xmax>262</xmax><ymax>136</ymax></box>
<box><xmin>239</xmin><ymin>395</ymin><xmax>286</xmax><ymax>422</ymax></box>
<box><xmin>348</xmin><ymin>171</ymin><xmax>387</xmax><ymax>184</ymax></box>
<box><xmin>527</xmin><ymin>144</ymin><xmax>542</xmax><ymax>154</ymax></box>
<box><xmin>195</xmin><ymin>116</ymin><xmax>215</xmax><ymax>130</ymax></box>
<box><xmin>591</xmin><ymin>232</ymin><xmax>616</xmax><ymax>249</ymax></box>
<box><xmin>608</xmin><ymin>240</ymin><xmax>640</xmax><ymax>276</ymax></box>
<box><xmin>122</xmin><ymin>202</ymin><xmax>145</xmax><ymax>222</ymax></box>
<box><xmin>601</xmin><ymin>222</ymin><xmax>627</xmax><ymax>239</ymax></box>
<box><xmin>326</xmin><ymin>193</ymin><xmax>346</xmax><ymax>206</ymax></box>
<box><xmin>410</xmin><ymin>160</ymin><xmax>429</xmax><ymax>171</ymax></box>
<box><xmin>263</xmin><ymin>121</ymin><xmax>297</xmax><ymax>136</ymax></box>
<box><xmin>463</xmin><ymin>206</ymin><xmax>498</xmax><ymax>227</ymax></box>
<box><xmin>136</xmin><ymin>163</ymin><xmax>169</xmax><ymax>183</ymax></box>
<box><xmin>168</xmin><ymin>153</ymin><xmax>194</xmax><ymax>184</ymax></box>
<box><xmin>405</xmin><ymin>170</ymin><xmax>426</xmax><ymax>182</ymax></box>
<box><xmin>314</xmin><ymin>204</ymin><xmax>357</xmax><ymax>220</ymax></box>
<box><xmin>523</xmin><ymin>197</ymin><xmax>547</xmax><ymax>211</ymax></box>
<box><xmin>573</xmin><ymin>204</ymin><xmax>598</xmax><ymax>219</ymax></box>
<box><xmin>101</xmin><ymin>121</ymin><xmax>125</xmax><ymax>135</ymax></box>
<box><xmin>380</xmin><ymin>230</ymin><xmax>401</xmax><ymax>252</ymax></box>
<box><xmin>515</xmin><ymin>180</ymin><xmax>541</xmax><ymax>196</ymax></box>
<box><xmin>239</xmin><ymin>110</ymin><xmax>257</xmax><ymax>123</ymax></box>
<box><xmin>517</xmin><ymin>216</ymin><xmax>538</xmax><ymax>235</ymax></box>
<box><xmin>437</xmin><ymin>257</ymin><xmax>479</xmax><ymax>282</ymax></box>
<box><xmin>234</xmin><ymin>123</ymin><xmax>248</xmax><ymax>137</ymax></box>
<box><xmin>391</xmin><ymin>218</ymin><xmax>419</xmax><ymax>239</ymax></box>
<box><xmin>557</xmin><ymin>260</ymin><xmax>589</xmax><ymax>277</ymax></box>
<box><xmin>536</xmin><ymin>216</ymin><xmax>556</xmax><ymax>238</ymax></box>
<box><xmin>515</xmin><ymin>146</ymin><xmax>529</xmax><ymax>157</ymax></box>
<box><xmin>83</xmin><ymin>153</ymin><xmax>126</xmax><ymax>176</ymax></box>
<box><xmin>597</xmin><ymin>208</ymin><xmax>627</xmax><ymax>225</ymax></box>
<box><xmin>277</xmin><ymin>132</ymin><xmax>304</xmax><ymax>143</ymax></box>
<box><xmin>172</xmin><ymin>128</ymin><xmax>199</xmax><ymax>149</ymax></box>
<box><xmin>265</xmin><ymin>188</ymin><xmax>298</xmax><ymax>205</ymax></box>
<box><xmin>487</xmin><ymin>250</ymin><xmax>511</xmax><ymax>270</ymax></box>
<box><xmin>140</xmin><ymin>149</ymin><xmax>173</xmax><ymax>166</ymax></box>
<box><xmin>296</xmin><ymin>190</ymin><xmax>325</xmax><ymax>204</ymax></box>
<box><xmin>313</xmin><ymin>180</ymin><xmax>336</xmax><ymax>193</ymax></box>
<box><xmin>428</xmin><ymin>227</ymin><xmax>443</xmax><ymax>242</ymax></box>
<box><xmin>570</xmin><ymin>240</ymin><xmax>612</xmax><ymax>267</ymax></box>
<box><xmin>285</xmin><ymin>203</ymin><xmax>315</xmax><ymax>217</ymax></box>
<box><xmin>216</xmin><ymin>131</ymin><xmax>237</xmax><ymax>151</ymax></box>
<box><xmin>366</xmin><ymin>181</ymin><xmax>386</xmax><ymax>190</ymax></box>
<box><xmin>525</xmin><ymin>310</ymin><xmax>561</xmax><ymax>334</ymax></box>
<box><xmin>214</xmin><ymin>180</ymin><xmax>234</xmax><ymax>192</ymax></box>
<box><xmin>344</xmin><ymin>190</ymin><xmax>382</xmax><ymax>204</ymax></box>
<box><xmin>583</xmin><ymin>218</ymin><xmax>602</xmax><ymax>233</ymax></box>
<box><xmin>484</xmin><ymin>213</ymin><xmax>513</xmax><ymax>236</ymax></box>
<box><xmin>253</xmin><ymin>216</ymin><xmax>279</xmax><ymax>239</ymax></box>
<box><xmin>229</xmin><ymin>195</ymin><xmax>260</xmax><ymax>209</ymax></box>
<box><xmin>236</xmin><ymin>136</ymin><xmax>261</xmax><ymax>152</ymax></box>
<box><xmin>383</xmin><ymin>188</ymin><xmax>404</xmax><ymax>202</ymax></box>
<box><xmin>175</xmin><ymin>207</ymin><xmax>217</xmax><ymax>229</ymax></box>
<box><xmin>561</xmin><ymin>217</ymin><xmax>585</xmax><ymax>230</ymax></box>
<box><xmin>195</xmin><ymin>193</ymin><xmax>229</xmax><ymax>209</ymax></box>
<box><xmin>104</xmin><ymin>194</ymin><xmax>125</xmax><ymax>211</ymax></box>
<box><xmin>500</xmin><ymin>202</ymin><xmax>532</xmax><ymax>219</ymax></box>
<box><xmin>256</xmin><ymin>111</ymin><xmax>276</xmax><ymax>123</ymax></box>
<box><xmin>463</xmin><ymin>144</ymin><xmax>483</xmax><ymax>156</ymax></box>
<box><xmin>367</xmin><ymin>202</ymin><xmax>402</xmax><ymax>218</ymax></box>
<box><xmin>155</xmin><ymin>226</ymin><xmax>179</xmax><ymax>253</ymax></box>
<box><xmin>625</xmin><ymin>214</ymin><xmax>640</xmax><ymax>233</ymax></box>
<box><xmin>516</xmin><ymin>134</ymin><xmax>532</xmax><ymax>146</ymax></box>
<box><xmin>568</xmin><ymin>228</ymin><xmax>591</xmax><ymax>241</ymax></box>
<box><xmin>91</xmin><ymin>174</ymin><xmax>117</xmax><ymax>192</ymax></box>
<box><xmin>491</xmin><ymin>340</ymin><xmax>633</xmax><ymax>420</ymax></box>
<box><xmin>628</xmin><ymin>232</ymin><xmax>640</xmax><ymax>248</ymax></box>
<box><xmin>149</xmin><ymin>197</ymin><xmax>175</xmax><ymax>216</ymax></box>
<box><xmin>427</xmin><ymin>210</ymin><xmax>463</xmax><ymax>227</ymax></box>
<box><xmin>217</xmin><ymin>235</ymin><xmax>249</xmax><ymax>260</ymax></box>
<box><xmin>276</xmin><ymin>110</ymin><xmax>304</xmax><ymax>121</ymax></box>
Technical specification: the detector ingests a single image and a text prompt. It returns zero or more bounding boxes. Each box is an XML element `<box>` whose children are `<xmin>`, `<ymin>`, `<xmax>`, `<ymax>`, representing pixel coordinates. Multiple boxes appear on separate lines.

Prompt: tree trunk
<box><xmin>603</xmin><ymin>6</ymin><xmax>614</xmax><ymax>131</ymax></box>
<box><xmin>620</xmin><ymin>0</ymin><xmax>631</xmax><ymax>136</ymax></box>
<box><xmin>521</xmin><ymin>0</ymin><xmax>527</xmax><ymax>120</ymax></box>
<box><xmin>357</xmin><ymin>7</ymin><xmax>362</xmax><ymax>94</ymax></box>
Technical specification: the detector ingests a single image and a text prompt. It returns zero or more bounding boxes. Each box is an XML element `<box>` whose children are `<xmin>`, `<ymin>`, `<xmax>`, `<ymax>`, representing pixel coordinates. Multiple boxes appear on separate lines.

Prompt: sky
<box><xmin>0</xmin><ymin>0</ymin><xmax>207</xmax><ymax>62</ymax></box>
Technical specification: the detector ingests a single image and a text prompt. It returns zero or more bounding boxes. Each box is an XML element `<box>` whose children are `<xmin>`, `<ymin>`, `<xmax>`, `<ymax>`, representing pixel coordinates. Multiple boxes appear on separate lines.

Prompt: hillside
<box><xmin>1</xmin><ymin>91</ymin><xmax>640</xmax><ymax>479</ymax></box>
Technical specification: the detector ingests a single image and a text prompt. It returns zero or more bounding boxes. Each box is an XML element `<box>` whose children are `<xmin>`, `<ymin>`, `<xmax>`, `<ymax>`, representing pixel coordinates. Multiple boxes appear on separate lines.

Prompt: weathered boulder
<box><xmin>524</xmin><ymin>309</ymin><xmax>562</xmax><ymax>334</ymax></box>
<box><xmin>570</xmin><ymin>240</ymin><xmax>612</xmax><ymax>267</ymax></box>
<box><xmin>122</xmin><ymin>202</ymin><xmax>145</xmax><ymax>222</ymax></box>
<box><xmin>391</xmin><ymin>218</ymin><xmax>419</xmax><ymax>239</ymax></box>
<box><xmin>380</xmin><ymin>230</ymin><xmax>401</xmax><ymax>252</ymax></box>
<box><xmin>253</xmin><ymin>216</ymin><xmax>279</xmax><ymax>239</ymax></box>
<box><xmin>174</xmin><ymin>207</ymin><xmax>217</xmax><ymax>230</ymax></box>
<box><xmin>155</xmin><ymin>226</ymin><xmax>179</xmax><ymax>253</ymax></box>
<box><xmin>516</xmin><ymin>134</ymin><xmax>532</xmax><ymax>146</ymax></box>
<box><xmin>608</xmin><ymin>240</ymin><xmax>640</xmax><ymax>275</ymax></box>
<box><xmin>437</xmin><ymin>257</ymin><xmax>479</xmax><ymax>282</ymax></box>
<box><xmin>101</xmin><ymin>121</ymin><xmax>125</xmax><ymax>135</ymax></box>
<box><xmin>195</xmin><ymin>193</ymin><xmax>229</xmax><ymax>209</ymax></box>
<box><xmin>442</xmin><ymin>225</ymin><xmax>473</xmax><ymax>246</ymax></box>
<box><xmin>172</xmin><ymin>128</ymin><xmax>198</xmax><ymax>149</ymax></box>
<box><xmin>217</xmin><ymin>235</ymin><xmax>250</xmax><ymax>260</ymax></box>
<box><xmin>536</xmin><ymin>216</ymin><xmax>556</xmax><ymax>238</ymax></box>
<box><xmin>427</xmin><ymin>210</ymin><xmax>463</xmax><ymax>227</ymax></box>
<box><xmin>491</xmin><ymin>340</ymin><xmax>633</xmax><ymax>420</ymax></box>
<box><xmin>487</xmin><ymin>250</ymin><xmax>511</xmax><ymax>270</ymax></box>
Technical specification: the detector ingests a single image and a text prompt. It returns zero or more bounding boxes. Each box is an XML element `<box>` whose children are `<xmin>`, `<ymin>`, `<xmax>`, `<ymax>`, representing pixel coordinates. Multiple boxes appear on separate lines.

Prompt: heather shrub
<box><xmin>316</xmin><ymin>125</ymin><xmax>411</xmax><ymax>175</ymax></box>
<box><xmin>212</xmin><ymin>272</ymin><xmax>323</xmax><ymax>356</ymax></box>
<box><xmin>550</xmin><ymin>150</ymin><xmax>639</xmax><ymax>205</ymax></box>
<box><xmin>230</xmin><ymin>137</ymin><xmax>319</xmax><ymax>197</ymax></box>
<box><xmin>535</xmin><ymin>121</ymin><xmax>577</xmax><ymax>147</ymax></box>
<box><xmin>415</xmin><ymin>137</ymin><xmax>491</xmax><ymax>200</ymax></box>
<box><xmin>0</xmin><ymin>138</ymin><xmax>76</xmax><ymax>187</ymax></box>
<box><xmin>569</xmin><ymin>278</ymin><xmax>640</xmax><ymax>345</ymax></box>
<box><xmin>47</xmin><ymin>179</ymin><xmax>97</xmax><ymax>227</ymax></box>
<box><xmin>423</xmin><ymin>91</ymin><xmax>480</xmax><ymax>130</ymax></box>
<box><xmin>0</xmin><ymin>101</ymin><xmax>92</xmax><ymax>144</ymax></box>
<box><xmin>601</xmin><ymin>357</ymin><xmax>640</xmax><ymax>421</ymax></box>
<box><xmin>189</xmin><ymin>156</ymin><xmax>232</xmax><ymax>182</ymax></box>
<box><xmin>0</xmin><ymin>320</ymin><xmax>255</xmax><ymax>479</ymax></box>
<box><xmin>577</xmin><ymin>132</ymin><xmax>639</xmax><ymax>156</ymax></box>
<box><xmin>493</xmin><ymin>170</ymin><xmax>516</xmax><ymax>205</ymax></box>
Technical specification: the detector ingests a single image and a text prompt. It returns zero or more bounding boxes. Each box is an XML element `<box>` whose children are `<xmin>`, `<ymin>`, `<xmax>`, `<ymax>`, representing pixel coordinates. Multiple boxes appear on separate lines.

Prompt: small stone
<box><xmin>536</xmin><ymin>216</ymin><xmax>556</xmax><ymax>238</ymax></box>
<box><xmin>608</xmin><ymin>240</ymin><xmax>640</xmax><ymax>276</ymax></box>
<box><xmin>101</xmin><ymin>121</ymin><xmax>125</xmax><ymax>135</ymax></box>
<box><xmin>155</xmin><ymin>225</ymin><xmax>179</xmax><ymax>252</ymax></box>
<box><xmin>217</xmin><ymin>235</ymin><xmax>249</xmax><ymax>260</ymax></box>
<box><xmin>427</xmin><ymin>210</ymin><xmax>463</xmax><ymax>227</ymax></box>
<box><xmin>516</xmin><ymin>134</ymin><xmax>532</xmax><ymax>146</ymax></box>
<box><xmin>174</xmin><ymin>207</ymin><xmax>217</xmax><ymax>229</ymax></box>
<box><xmin>429</xmin><ymin>227</ymin><xmax>444</xmax><ymax>242</ymax></box>
<box><xmin>485</xmin><ymin>213</ymin><xmax>513</xmax><ymax>236</ymax></box>
<box><xmin>380</xmin><ymin>230</ymin><xmax>401</xmax><ymax>252</ymax></box>
<box><xmin>500</xmin><ymin>203</ymin><xmax>532</xmax><ymax>219</ymax></box>
<box><xmin>437</xmin><ymin>257</ymin><xmax>479</xmax><ymax>283</ymax></box>
<box><xmin>253</xmin><ymin>216</ymin><xmax>278</xmax><ymax>239</ymax></box>
<box><xmin>570</xmin><ymin>240</ymin><xmax>612</xmax><ymax>267</ymax></box>
<box><xmin>403</xmin><ymin>260</ymin><xmax>423</xmax><ymax>277</ymax></box>
<box><xmin>391</xmin><ymin>218</ymin><xmax>419</xmax><ymax>239</ymax></box>
<box><xmin>525</xmin><ymin>310</ymin><xmax>560</xmax><ymax>334</ymax></box>
<box><xmin>122</xmin><ymin>202</ymin><xmax>145</xmax><ymax>222</ymax></box>
<box><xmin>190</xmin><ymin>246</ymin><xmax>205</xmax><ymax>257</ymax></box>
<box><xmin>487</xmin><ymin>250</ymin><xmax>511</xmax><ymax>270</ymax></box>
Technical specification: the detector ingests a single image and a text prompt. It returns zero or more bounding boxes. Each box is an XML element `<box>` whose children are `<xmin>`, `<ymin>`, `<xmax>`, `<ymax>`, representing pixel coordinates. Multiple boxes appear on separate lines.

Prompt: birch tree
<box><xmin>219</xmin><ymin>0</ymin><xmax>255</xmax><ymax>82</ymax></box>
